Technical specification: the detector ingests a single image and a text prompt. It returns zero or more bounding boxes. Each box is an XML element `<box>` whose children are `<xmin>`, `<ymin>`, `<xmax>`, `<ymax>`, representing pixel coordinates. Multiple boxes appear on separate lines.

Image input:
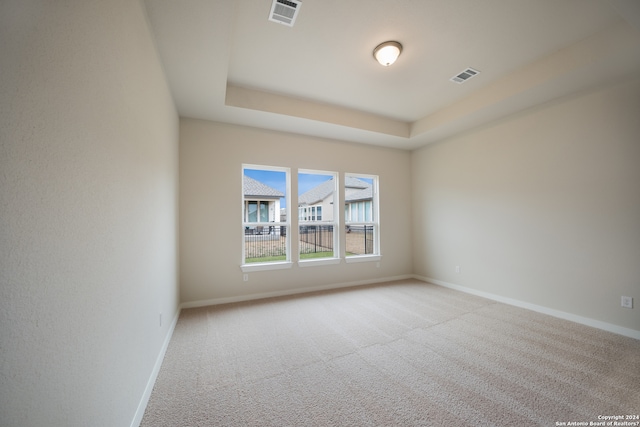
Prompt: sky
<box><xmin>244</xmin><ymin>169</ymin><xmax>332</xmax><ymax>208</ymax></box>
<box><xmin>244</xmin><ymin>168</ymin><xmax>373</xmax><ymax>208</ymax></box>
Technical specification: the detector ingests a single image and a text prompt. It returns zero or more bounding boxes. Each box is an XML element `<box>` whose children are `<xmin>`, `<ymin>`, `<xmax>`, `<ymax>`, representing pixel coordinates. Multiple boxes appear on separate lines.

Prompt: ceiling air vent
<box><xmin>450</xmin><ymin>67</ymin><xmax>480</xmax><ymax>84</ymax></box>
<box><xmin>268</xmin><ymin>0</ymin><xmax>301</xmax><ymax>27</ymax></box>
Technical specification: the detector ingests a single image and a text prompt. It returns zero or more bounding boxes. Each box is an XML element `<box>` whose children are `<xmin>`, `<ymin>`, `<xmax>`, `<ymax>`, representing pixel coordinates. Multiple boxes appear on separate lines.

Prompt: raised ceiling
<box><xmin>144</xmin><ymin>0</ymin><xmax>640</xmax><ymax>150</ymax></box>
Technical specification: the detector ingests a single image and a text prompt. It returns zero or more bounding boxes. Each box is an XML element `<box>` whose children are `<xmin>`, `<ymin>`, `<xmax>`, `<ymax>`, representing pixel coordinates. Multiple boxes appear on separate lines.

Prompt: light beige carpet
<box><xmin>141</xmin><ymin>279</ymin><xmax>640</xmax><ymax>426</ymax></box>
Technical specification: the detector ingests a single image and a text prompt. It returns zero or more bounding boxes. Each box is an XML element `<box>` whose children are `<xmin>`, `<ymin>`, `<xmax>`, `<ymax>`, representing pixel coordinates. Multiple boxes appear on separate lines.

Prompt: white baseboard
<box><xmin>130</xmin><ymin>307</ymin><xmax>181</xmax><ymax>427</ymax></box>
<box><xmin>129</xmin><ymin>274</ymin><xmax>637</xmax><ymax>427</ymax></box>
<box><xmin>132</xmin><ymin>274</ymin><xmax>410</xmax><ymax>425</ymax></box>
<box><xmin>181</xmin><ymin>274</ymin><xmax>414</xmax><ymax>309</ymax></box>
<box><xmin>415</xmin><ymin>275</ymin><xmax>640</xmax><ymax>341</ymax></box>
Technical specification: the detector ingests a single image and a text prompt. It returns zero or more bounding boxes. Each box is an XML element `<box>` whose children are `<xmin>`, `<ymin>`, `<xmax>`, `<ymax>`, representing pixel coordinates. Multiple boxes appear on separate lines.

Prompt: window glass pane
<box><xmin>345</xmin><ymin>174</ymin><xmax>378</xmax><ymax>257</ymax></box>
<box><xmin>299</xmin><ymin>225</ymin><xmax>335</xmax><ymax>260</ymax></box>
<box><xmin>244</xmin><ymin>226</ymin><xmax>288</xmax><ymax>263</ymax></box>
<box><xmin>345</xmin><ymin>224</ymin><xmax>375</xmax><ymax>256</ymax></box>
<box><xmin>243</xmin><ymin>168</ymin><xmax>287</xmax><ymax>220</ymax></box>
<box><xmin>298</xmin><ymin>172</ymin><xmax>334</xmax><ymax>222</ymax></box>
<box><xmin>260</xmin><ymin>201</ymin><xmax>269</xmax><ymax>222</ymax></box>
<box><xmin>248</xmin><ymin>201</ymin><xmax>258</xmax><ymax>223</ymax></box>
<box><xmin>298</xmin><ymin>170</ymin><xmax>337</xmax><ymax>260</ymax></box>
<box><xmin>243</xmin><ymin>166</ymin><xmax>289</xmax><ymax>264</ymax></box>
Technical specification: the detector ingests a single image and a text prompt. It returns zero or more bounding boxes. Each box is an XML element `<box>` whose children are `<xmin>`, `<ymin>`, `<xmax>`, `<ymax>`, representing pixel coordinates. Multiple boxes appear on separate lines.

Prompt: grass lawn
<box><xmin>299</xmin><ymin>251</ymin><xmax>335</xmax><ymax>260</ymax></box>
<box><xmin>244</xmin><ymin>255</ymin><xmax>287</xmax><ymax>263</ymax></box>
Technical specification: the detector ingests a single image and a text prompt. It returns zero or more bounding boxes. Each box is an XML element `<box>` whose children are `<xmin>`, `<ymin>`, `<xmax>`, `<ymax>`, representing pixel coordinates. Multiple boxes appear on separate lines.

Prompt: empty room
<box><xmin>1</xmin><ymin>0</ymin><xmax>639</xmax><ymax>426</ymax></box>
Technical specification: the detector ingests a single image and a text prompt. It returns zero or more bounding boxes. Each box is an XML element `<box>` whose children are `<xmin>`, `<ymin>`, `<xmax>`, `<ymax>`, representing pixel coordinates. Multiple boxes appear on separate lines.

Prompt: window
<box><xmin>298</xmin><ymin>206</ymin><xmax>322</xmax><ymax>221</ymax></box>
<box><xmin>298</xmin><ymin>170</ymin><xmax>338</xmax><ymax>263</ymax></box>
<box><xmin>242</xmin><ymin>167</ymin><xmax>378</xmax><ymax>271</ymax></box>
<box><xmin>242</xmin><ymin>165</ymin><xmax>291</xmax><ymax>270</ymax></box>
<box><xmin>345</xmin><ymin>174</ymin><xmax>379</xmax><ymax>259</ymax></box>
<box><xmin>245</xmin><ymin>201</ymin><xmax>270</xmax><ymax>223</ymax></box>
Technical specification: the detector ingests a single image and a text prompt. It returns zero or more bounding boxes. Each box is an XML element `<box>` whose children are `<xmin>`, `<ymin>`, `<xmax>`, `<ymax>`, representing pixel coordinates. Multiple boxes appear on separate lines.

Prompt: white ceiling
<box><xmin>144</xmin><ymin>0</ymin><xmax>640</xmax><ymax>150</ymax></box>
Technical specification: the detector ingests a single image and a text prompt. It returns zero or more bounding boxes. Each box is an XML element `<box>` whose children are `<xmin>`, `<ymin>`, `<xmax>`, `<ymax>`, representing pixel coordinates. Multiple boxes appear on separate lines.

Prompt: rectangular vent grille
<box><xmin>450</xmin><ymin>68</ymin><xmax>480</xmax><ymax>84</ymax></box>
<box><xmin>269</xmin><ymin>0</ymin><xmax>301</xmax><ymax>27</ymax></box>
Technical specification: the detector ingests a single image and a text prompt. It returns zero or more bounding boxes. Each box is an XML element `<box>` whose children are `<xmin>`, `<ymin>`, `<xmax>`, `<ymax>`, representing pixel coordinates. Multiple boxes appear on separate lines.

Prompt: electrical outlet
<box><xmin>455</xmin><ymin>265</ymin><xmax>461</xmax><ymax>274</ymax></box>
<box><xmin>621</xmin><ymin>296</ymin><xmax>633</xmax><ymax>309</ymax></box>
<box><xmin>243</xmin><ymin>274</ymin><xmax>248</xmax><ymax>282</ymax></box>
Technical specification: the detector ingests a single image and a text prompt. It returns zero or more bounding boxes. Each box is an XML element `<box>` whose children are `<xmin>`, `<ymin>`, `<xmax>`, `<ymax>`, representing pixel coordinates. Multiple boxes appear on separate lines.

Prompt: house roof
<box><xmin>345</xmin><ymin>187</ymin><xmax>373</xmax><ymax>203</ymax></box>
<box><xmin>299</xmin><ymin>176</ymin><xmax>371</xmax><ymax>205</ymax></box>
<box><xmin>243</xmin><ymin>175</ymin><xmax>284</xmax><ymax>198</ymax></box>
<box><xmin>298</xmin><ymin>179</ymin><xmax>334</xmax><ymax>206</ymax></box>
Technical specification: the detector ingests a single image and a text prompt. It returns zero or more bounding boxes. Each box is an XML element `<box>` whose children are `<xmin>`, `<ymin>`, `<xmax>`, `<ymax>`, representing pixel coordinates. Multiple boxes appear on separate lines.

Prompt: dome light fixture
<box><xmin>373</xmin><ymin>41</ymin><xmax>402</xmax><ymax>66</ymax></box>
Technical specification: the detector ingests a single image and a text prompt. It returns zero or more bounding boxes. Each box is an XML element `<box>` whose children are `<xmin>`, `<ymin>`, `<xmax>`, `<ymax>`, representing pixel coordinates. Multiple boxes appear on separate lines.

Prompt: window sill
<box><xmin>298</xmin><ymin>258</ymin><xmax>341</xmax><ymax>268</ymax></box>
<box><xmin>240</xmin><ymin>261</ymin><xmax>293</xmax><ymax>273</ymax></box>
<box><xmin>344</xmin><ymin>255</ymin><xmax>381</xmax><ymax>264</ymax></box>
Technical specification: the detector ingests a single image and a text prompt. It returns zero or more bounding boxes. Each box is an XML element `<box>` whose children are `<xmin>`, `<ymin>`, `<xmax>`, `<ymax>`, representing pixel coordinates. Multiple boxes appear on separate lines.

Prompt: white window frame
<box><xmin>345</xmin><ymin>173</ymin><xmax>380</xmax><ymax>263</ymax></box>
<box><xmin>241</xmin><ymin>164</ymin><xmax>292</xmax><ymax>272</ymax></box>
<box><xmin>298</xmin><ymin>169</ymin><xmax>340</xmax><ymax>267</ymax></box>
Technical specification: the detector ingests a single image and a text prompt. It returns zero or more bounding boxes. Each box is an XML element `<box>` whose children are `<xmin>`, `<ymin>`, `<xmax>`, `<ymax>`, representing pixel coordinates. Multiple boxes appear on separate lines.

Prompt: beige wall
<box><xmin>412</xmin><ymin>78</ymin><xmax>640</xmax><ymax>332</ymax></box>
<box><xmin>179</xmin><ymin>119</ymin><xmax>413</xmax><ymax>304</ymax></box>
<box><xmin>0</xmin><ymin>1</ymin><xmax>179</xmax><ymax>425</ymax></box>
<box><xmin>1</xmin><ymin>2</ymin><xmax>637</xmax><ymax>424</ymax></box>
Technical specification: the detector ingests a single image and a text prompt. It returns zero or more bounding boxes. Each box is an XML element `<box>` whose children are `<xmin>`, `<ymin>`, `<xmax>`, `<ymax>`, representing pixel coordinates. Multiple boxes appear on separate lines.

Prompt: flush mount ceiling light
<box><xmin>373</xmin><ymin>41</ymin><xmax>402</xmax><ymax>66</ymax></box>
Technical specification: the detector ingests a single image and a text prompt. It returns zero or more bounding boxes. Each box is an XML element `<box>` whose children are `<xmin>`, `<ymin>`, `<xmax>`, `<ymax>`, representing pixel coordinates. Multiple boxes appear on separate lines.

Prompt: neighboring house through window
<box><xmin>244</xmin><ymin>176</ymin><xmax>282</xmax><ymax>224</ymax></box>
<box><xmin>241</xmin><ymin>166</ymin><xmax>378</xmax><ymax>271</ymax></box>
<box><xmin>344</xmin><ymin>174</ymin><xmax>379</xmax><ymax>258</ymax></box>
<box><xmin>242</xmin><ymin>166</ymin><xmax>290</xmax><ymax>268</ymax></box>
<box><xmin>298</xmin><ymin>171</ymin><xmax>338</xmax><ymax>261</ymax></box>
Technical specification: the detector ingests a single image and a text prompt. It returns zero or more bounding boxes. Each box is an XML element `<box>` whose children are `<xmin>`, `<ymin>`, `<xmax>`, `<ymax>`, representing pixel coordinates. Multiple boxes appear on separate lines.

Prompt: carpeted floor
<box><xmin>141</xmin><ymin>279</ymin><xmax>640</xmax><ymax>426</ymax></box>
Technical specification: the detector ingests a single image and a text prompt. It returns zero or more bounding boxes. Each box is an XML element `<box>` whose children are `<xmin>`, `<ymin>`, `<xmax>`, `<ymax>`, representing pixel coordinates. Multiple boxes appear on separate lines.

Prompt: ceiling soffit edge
<box><xmin>223</xmin><ymin>19</ymin><xmax>638</xmax><ymax>147</ymax></box>
<box><xmin>225</xmin><ymin>85</ymin><xmax>411</xmax><ymax>138</ymax></box>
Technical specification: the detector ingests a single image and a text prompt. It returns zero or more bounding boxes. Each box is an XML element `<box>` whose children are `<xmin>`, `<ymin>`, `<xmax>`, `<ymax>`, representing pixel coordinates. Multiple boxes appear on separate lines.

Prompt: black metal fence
<box><xmin>244</xmin><ymin>226</ymin><xmax>286</xmax><ymax>261</ymax></box>
<box><xmin>244</xmin><ymin>224</ymin><xmax>375</xmax><ymax>262</ymax></box>
<box><xmin>299</xmin><ymin>225</ymin><xmax>334</xmax><ymax>255</ymax></box>
<box><xmin>364</xmin><ymin>225</ymin><xmax>374</xmax><ymax>254</ymax></box>
<box><xmin>345</xmin><ymin>225</ymin><xmax>374</xmax><ymax>255</ymax></box>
